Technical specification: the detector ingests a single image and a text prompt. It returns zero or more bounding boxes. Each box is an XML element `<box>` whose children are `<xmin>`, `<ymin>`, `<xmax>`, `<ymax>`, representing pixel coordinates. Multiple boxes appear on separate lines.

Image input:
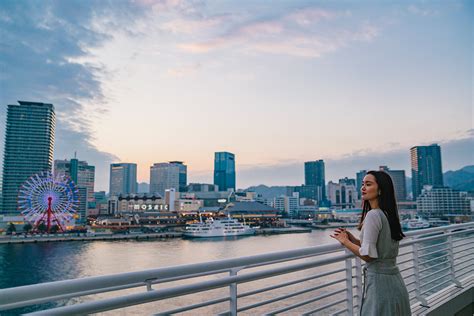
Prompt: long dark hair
<box><xmin>358</xmin><ymin>170</ymin><xmax>405</xmax><ymax>241</ymax></box>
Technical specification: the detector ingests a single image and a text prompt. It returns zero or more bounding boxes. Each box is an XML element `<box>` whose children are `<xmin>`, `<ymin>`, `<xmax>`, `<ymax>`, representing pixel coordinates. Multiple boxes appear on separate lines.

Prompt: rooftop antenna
<box><xmin>74</xmin><ymin>151</ymin><xmax>77</xmax><ymax>159</ymax></box>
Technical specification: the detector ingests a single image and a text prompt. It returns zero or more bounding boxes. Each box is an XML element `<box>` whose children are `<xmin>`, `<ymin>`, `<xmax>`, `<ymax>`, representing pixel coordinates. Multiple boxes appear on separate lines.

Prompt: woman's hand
<box><xmin>330</xmin><ymin>228</ymin><xmax>349</xmax><ymax>246</ymax></box>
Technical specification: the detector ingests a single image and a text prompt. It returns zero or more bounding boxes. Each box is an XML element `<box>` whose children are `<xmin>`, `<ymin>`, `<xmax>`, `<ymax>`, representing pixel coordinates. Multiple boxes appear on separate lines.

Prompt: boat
<box><xmin>428</xmin><ymin>218</ymin><xmax>450</xmax><ymax>227</ymax></box>
<box><xmin>184</xmin><ymin>217</ymin><xmax>256</xmax><ymax>238</ymax></box>
<box><xmin>401</xmin><ymin>217</ymin><xmax>430</xmax><ymax>230</ymax></box>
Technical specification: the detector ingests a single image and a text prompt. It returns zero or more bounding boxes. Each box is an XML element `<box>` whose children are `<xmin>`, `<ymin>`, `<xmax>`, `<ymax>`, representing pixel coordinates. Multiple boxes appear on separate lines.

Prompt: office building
<box><xmin>411</xmin><ymin>144</ymin><xmax>443</xmax><ymax>199</ymax></box>
<box><xmin>214</xmin><ymin>152</ymin><xmax>236</xmax><ymax>191</ymax></box>
<box><xmin>109</xmin><ymin>163</ymin><xmax>137</xmax><ymax>197</ymax></box>
<box><xmin>1</xmin><ymin>101</ymin><xmax>55</xmax><ymax>214</ymax></box>
<box><xmin>54</xmin><ymin>157</ymin><xmax>95</xmax><ymax>202</ymax></box>
<box><xmin>379</xmin><ymin>166</ymin><xmax>407</xmax><ymax>201</ymax></box>
<box><xmin>149</xmin><ymin>161</ymin><xmax>187</xmax><ymax>196</ymax></box>
<box><xmin>417</xmin><ymin>186</ymin><xmax>471</xmax><ymax>218</ymax></box>
<box><xmin>304</xmin><ymin>160</ymin><xmax>326</xmax><ymax>203</ymax></box>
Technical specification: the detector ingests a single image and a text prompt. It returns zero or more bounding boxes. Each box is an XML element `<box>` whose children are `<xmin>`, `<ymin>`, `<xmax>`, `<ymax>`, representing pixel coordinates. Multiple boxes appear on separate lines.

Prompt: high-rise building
<box><xmin>1</xmin><ymin>101</ymin><xmax>55</xmax><ymax>214</ymax></box>
<box><xmin>214</xmin><ymin>152</ymin><xmax>236</xmax><ymax>191</ymax></box>
<box><xmin>304</xmin><ymin>160</ymin><xmax>326</xmax><ymax>202</ymax></box>
<box><xmin>54</xmin><ymin>157</ymin><xmax>95</xmax><ymax>202</ymax></box>
<box><xmin>379</xmin><ymin>166</ymin><xmax>407</xmax><ymax>202</ymax></box>
<box><xmin>356</xmin><ymin>170</ymin><xmax>367</xmax><ymax>199</ymax></box>
<box><xmin>149</xmin><ymin>161</ymin><xmax>187</xmax><ymax>196</ymax></box>
<box><xmin>109</xmin><ymin>163</ymin><xmax>137</xmax><ymax>197</ymax></box>
<box><xmin>410</xmin><ymin>144</ymin><xmax>443</xmax><ymax>199</ymax></box>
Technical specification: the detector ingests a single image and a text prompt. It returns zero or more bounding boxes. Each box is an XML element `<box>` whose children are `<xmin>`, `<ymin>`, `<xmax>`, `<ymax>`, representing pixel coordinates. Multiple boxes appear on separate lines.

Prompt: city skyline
<box><xmin>0</xmin><ymin>1</ymin><xmax>472</xmax><ymax>191</ymax></box>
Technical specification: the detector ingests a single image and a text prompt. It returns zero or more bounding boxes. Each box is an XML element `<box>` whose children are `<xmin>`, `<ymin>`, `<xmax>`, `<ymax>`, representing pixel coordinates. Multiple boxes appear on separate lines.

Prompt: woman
<box><xmin>330</xmin><ymin>170</ymin><xmax>411</xmax><ymax>315</ymax></box>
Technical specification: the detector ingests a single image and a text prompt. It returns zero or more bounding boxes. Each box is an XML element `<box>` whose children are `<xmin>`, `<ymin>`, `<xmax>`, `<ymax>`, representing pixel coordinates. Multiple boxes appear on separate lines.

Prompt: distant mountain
<box><xmin>244</xmin><ymin>185</ymin><xmax>288</xmax><ymax>199</ymax></box>
<box><xmin>137</xmin><ymin>182</ymin><xmax>149</xmax><ymax>193</ymax></box>
<box><xmin>444</xmin><ymin>165</ymin><xmax>474</xmax><ymax>192</ymax></box>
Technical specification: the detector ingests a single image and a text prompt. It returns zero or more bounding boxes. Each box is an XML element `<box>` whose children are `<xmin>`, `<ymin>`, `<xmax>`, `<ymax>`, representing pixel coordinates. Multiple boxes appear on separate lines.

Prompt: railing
<box><xmin>0</xmin><ymin>222</ymin><xmax>473</xmax><ymax>315</ymax></box>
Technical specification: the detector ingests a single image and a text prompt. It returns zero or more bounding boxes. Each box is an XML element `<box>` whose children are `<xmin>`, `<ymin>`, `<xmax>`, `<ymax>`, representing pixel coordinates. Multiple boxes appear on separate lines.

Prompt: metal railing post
<box><xmin>354</xmin><ymin>257</ymin><xmax>362</xmax><ymax>312</ymax></box>
<box><xmin>412</xmin><ymin>237</ymin><xmax>428</xmax><ymax>307</ymax></box>
<box><xmin>229</xmin><ymin>267</ymin><xmax>241</xmax><ymax>316</ymax></box>
<box><xmin>447</xmin><ymin>232</ymin><xmax>462</xmax><ymax>287</ymax></box>
<box><xmin>345</xmin><ymin>250</ymin><xmax>354</xmax><ymax>316</ymax></box>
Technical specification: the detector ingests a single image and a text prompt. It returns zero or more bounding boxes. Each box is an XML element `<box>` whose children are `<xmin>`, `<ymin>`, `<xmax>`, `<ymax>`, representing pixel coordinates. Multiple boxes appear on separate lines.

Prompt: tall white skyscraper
<box><xmin>149</xmin><ymin>161</ymin><xmax>187</xmax><ymax>196</ymax></box>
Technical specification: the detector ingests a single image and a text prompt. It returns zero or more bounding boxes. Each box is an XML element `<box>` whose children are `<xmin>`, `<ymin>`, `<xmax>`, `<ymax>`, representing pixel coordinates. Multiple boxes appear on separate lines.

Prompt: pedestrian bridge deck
<box><xmin>0</xmin><ymin>222</ymin><xmax>472</xmax><ymax>315</ymax></box>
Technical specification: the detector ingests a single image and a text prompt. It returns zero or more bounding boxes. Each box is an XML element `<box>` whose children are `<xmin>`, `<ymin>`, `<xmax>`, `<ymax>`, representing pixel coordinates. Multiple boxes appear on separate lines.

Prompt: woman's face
<box><xmin>361</xmin><ymin>174</ymin><xmax>379</xmax><ymax>201</ymax></box>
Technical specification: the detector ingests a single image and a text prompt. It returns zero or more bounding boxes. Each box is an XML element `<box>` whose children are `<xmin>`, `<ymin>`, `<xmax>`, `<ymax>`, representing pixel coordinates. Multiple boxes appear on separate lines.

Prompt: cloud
<box><xmin>0</xmin><ymin>0</ymin><xmax>145</xmax><ymax>190</ymax></box>
<box><xmin>167</xmin><ymin>63</ymin><xmax>202</xmax><ymax>77</ymax></box>
<box><xmin>175</xmin><ymin>7</ymin><xmax>378</xmax><ymax>58</ymax></box>
<box><xmin>233</xmin><ymin>132</ymin><xmax>474</xmax><ymax>189</ymax></box>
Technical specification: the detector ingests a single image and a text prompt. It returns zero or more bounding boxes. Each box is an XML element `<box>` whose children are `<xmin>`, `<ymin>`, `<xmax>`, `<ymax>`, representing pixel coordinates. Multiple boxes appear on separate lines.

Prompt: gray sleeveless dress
<box><xmin>359</xmin><ymin>209</ymin><xmax>411</xmax><ymax>316</ymax></box>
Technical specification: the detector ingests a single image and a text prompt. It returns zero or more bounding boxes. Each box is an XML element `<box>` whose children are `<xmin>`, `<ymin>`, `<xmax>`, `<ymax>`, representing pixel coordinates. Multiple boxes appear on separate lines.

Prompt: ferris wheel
<box><xmin>18</xmin><ymin>171</ymin><xmax>79</xmax><ymax>232</ymax></box>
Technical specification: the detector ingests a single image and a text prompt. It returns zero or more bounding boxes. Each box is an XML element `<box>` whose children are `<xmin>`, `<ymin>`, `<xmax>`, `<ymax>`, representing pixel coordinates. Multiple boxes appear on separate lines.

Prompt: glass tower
<box><xmin>109</xmin><ymin>163</ymin><xmax>137</xmax><ymax>197</ymax></box>
<box><xmin>1</xmin><ymin>101</ymin><xmax>55</xmax><ymax>214</ymax></box>
<box><xmin>410</xmin><ymin>144</ymin><xmax>443</xmax><ymax>199</ymax></box>
<box><xmin>214</xmin><ymin>152</ymin><xmax>236</xmax><ymax>191</ymax></box>
<box><xmin>304</xmin><ymin>160</ymin><xmax>326</xmax><ymax>202</ymax></box>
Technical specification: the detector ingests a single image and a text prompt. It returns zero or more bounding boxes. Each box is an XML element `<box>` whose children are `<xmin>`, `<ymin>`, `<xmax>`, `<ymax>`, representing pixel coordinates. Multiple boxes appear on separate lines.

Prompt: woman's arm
<box><xmin>330</xmin><ymin>230</ymin><xmax>374</xmax><ymax>262</ymax></box>
<box><xmin>335</xmin><ymin>228</ymin><xmax>360</xmax><ymax>246</ymax></box>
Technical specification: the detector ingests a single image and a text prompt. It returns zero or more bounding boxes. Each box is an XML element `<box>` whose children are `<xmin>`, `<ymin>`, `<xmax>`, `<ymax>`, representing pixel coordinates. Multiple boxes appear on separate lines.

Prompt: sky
<box><xmin>0</xmin><ymin>0</ymin><xmax>473</xmax><ymax>192</ymax></box>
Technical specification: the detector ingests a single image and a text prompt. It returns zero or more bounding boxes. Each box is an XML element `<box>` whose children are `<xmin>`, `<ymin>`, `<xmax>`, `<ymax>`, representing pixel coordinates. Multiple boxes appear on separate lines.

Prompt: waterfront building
<box><xmin>114</xmin><ymin>194</ymin><xmax>169</xmax><ymax>214</ymax></box>
<box><xmin>54</xmin><ymin>157</ymin><xmax>95</xmax><ymax>203</ymax></box>
<box><xmin>214</xmin><ymin>152</ymin><xmax>236</xmax><ymax>191</ymax></box>
<box><xmin>327</xmin><ymin>178</ymin><xmax>358</xmax><ymax>209</ymax></box>
<box><xmin>186</xmin><ymin>183</ymin><xmax>219</xmax><ymax>192</ymax></box>
<box><xmin>379</xmin><ymin>166</ymin><xmax>407</xmax><ymax>201</ymax></box>
<box><xmin>273</xmin><ymin>194</ymin><xmax>299</xmax><ymax>217</ymax></box>
<box><xmin>1</xmin><ymin>101</ymin><xmax>55</xmax><ymax>214</ymax></box>
<box><xmin>304</xmin><ymin>160</ymin><xmax>326</xmax><ymax>203</ymax></box>
<box><xmin>416</xmin><ymin>186</ymin><xmax>471</xmax><ymax>219</ymax></box>
<box><xmin>224</xmin><ymin>201</ymin><xmax>280</xmax><ymax>226</ymax></box>
<box><xmin>176</xmin><ymin>199</ymin><xmax>204</xmax><ymax>213</ymax></box>
<box><xmin>92</xmin><ymin>191</ymin><xmax>109</xmax><ymax>216</ymax></box>
<box><xmin>149</xmin><ymin>161</ymin><xmax>187</xmax><ymax>196</ymax></box>
<box><xmin>411</xmin><ymin>144</ymin><xmax>443</xmax><ymax>199</ymax></box>
<box><xmin>356</xmin><ymin>170</ymin><xmax>367</xmax><ymax>199</ymax></box>
<box><xmin>180</xmin><ymin>191</ymin><xmax>234</xmax><ymax>207</ymax></box>
<box><xmin>109</xmin><ymin>163</ymin><xmax>137</xmax><ymax>197</ymax></box>
<box><xmin>165</xmin><ymin>188</ymin><xmax>178</xmax><ymax>212</ymax></box>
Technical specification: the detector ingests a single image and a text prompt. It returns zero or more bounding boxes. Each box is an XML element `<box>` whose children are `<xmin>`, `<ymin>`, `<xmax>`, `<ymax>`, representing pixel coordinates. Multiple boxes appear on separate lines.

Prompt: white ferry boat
<box><xmin>401</xmin><ymin>217</ymin><xmax>430</xmax><ymax>230</ymax></box>
<box><xmin>184</xmin><ymin>217</ymin><xmax>256</xmax><ymax>238</ymax></box>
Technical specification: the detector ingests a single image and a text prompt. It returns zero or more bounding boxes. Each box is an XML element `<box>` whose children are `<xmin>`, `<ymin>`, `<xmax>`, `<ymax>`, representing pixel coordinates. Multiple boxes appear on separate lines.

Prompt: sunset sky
<box><xmin>0</xmin><ymin>0</ymin><xmax>472</xmax><ymax>191</ymax></box>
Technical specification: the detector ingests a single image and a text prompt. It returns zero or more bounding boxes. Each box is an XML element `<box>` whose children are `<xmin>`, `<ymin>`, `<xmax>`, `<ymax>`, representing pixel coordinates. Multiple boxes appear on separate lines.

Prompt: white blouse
<box><xmin>359</xmin><ymin>209</ymin><xmax>383</xmax><ymax>258</ymax></box>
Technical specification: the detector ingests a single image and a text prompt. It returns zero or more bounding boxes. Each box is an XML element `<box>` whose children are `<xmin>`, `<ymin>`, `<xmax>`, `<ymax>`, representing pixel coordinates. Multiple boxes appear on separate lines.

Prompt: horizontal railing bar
<box><xmin>401</xmin><ymin>272</ymin><xmax>415</xmax><ymax>280</ymax></box>
<box><xmin>454</xmin><ymin>256</ymin><xmax>474</xmax><ymax>268</ymax></box>
<box><xmin>452</xmin><ymin>239</ymin><xmax>474</xmax><ymax>248</ymax></box>
<box><xmin>418</xmin><ymin>253</ymin><xmax>450</xmax><ymax>266</ymax></box>
<box><xmin>417</xmin><ymin>246</ymin><xmax>450</xmax><ymax>259</ymax></box>
<box><xmin>405</xmin><ymin>280</ymin><xmax>416</xmax><ymax>287</ymax></box>
<box><xmin>400</xmin><ymin>265</ymin><xmax>414</xmax><ymax>273</ymax></box>
<box><xmin>403</xmin><ymin>223</ymin><xmax>474</xmax><ymax>237</ymax></box>
<box><xmin>398</xmin><ymin>250</ymin><xmax>414</xmax><ymax>257</ymax></box>
<box><xmin>238</xmin><ymin>268</ymin><xmax>345</xmax><ymax>298</ymax></box>
<box><xmin>24</xmin><ymin>253</ymin><xmax>351</xmax><ymax>315</ymax></box>
<box><xmin>238</xmin><ymin>277</ymin><xmax>346</xmax><ymax>312</ymax></box>
<box><xmin>419</xmin><ymin>261</ymin><xmax>449</xmax><ymax>274</ymax></box>
<box><xmin>332</xmin><ymin>307</ymin><xmax>349</xmax><ymax>316</ymax></box>
<box><xmin>455</xmin><ymin>264</ymin><xmax>472</xmax><ymax>274</ymax></box>
<box><xmin>0</xmin><ymin>243</ymin><xmax>345</xmax><ymax>306</ymax></box>
<box><xmin>301</xmin><ymin>298</ymin><xmax>347</xmax><ymax>316</ymax></box>
<box><xmin>417</xmin><ymin>241</ymin><xmax>450</xmax><ymax>252</ymax></box>
<box><xmin>398</xmin><ymin>257</ymin><xmax>413</xmax><ymax>265</ymax></box>
<box><xmin>265</xmin><ymin>288</ymin><xmax>346</xmax><ymax>315</ymax></box>
<box><xmin>456</xmin><ymin>269</ymin><xmax>473</xmax><ymax>280</ymax></box>
<box><xmin>408</xmin><ymin>287</ymin><xmax>416</xmax><ymax>294</ymax></box>
<box><xmin>420</xmin><ymin>266</ymin><xmax>451</xmax><ymax>282</ymax></box>
<box><xmin>155</xmin><ymin>296</ymin><xmax>229</xmax><ymax>315</ymax></box>
<box><xmin>420</xmin><ymin>277</ymin><xmax>453</xmax><ymax>296</ymax></box>
<box><xmin>453</xmin><ymin>246</ymin><xmax>474</xmax><ymax>256</ymax></box>
<box><xmin>420</xmin><ymin>273</ymin><xmax>452</xmax><ymax>295</ymax></box>
<box><xmin>400</xmin><ymin>228</ymin><xmax>474</xmax><ymax>249</ymax></box>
